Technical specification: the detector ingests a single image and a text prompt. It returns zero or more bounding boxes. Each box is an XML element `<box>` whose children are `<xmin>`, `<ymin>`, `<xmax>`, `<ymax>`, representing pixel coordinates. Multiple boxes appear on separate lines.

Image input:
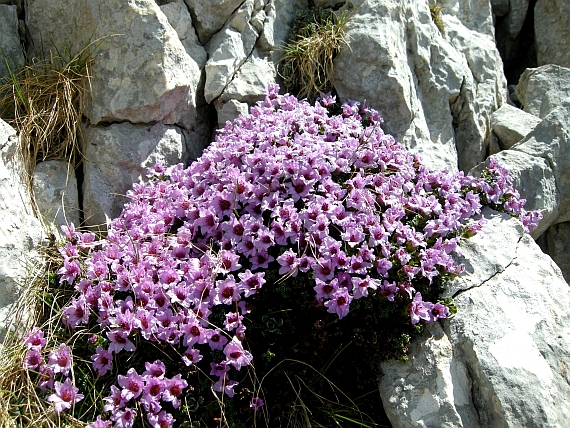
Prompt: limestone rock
<box><xmin>217</xmin><ymin>49</ymin><xmax>276</xmax><ymax>104</ymax></box>
<box><xmin>215</xmin><ymin>99</ymin><xmax>249</xmax><ymax>129</ymax></box>
<box><xmin>490</xmin><ymin>0</ymin><xmax>509</xmax><ymax>17</ymax></box>
<box><xmin>203</xmin><ymin>0</ymin><xmax>265</xmax><ymax>103</ymax></box>
<box><xmin>490</xmin><ymin>104</ymin><xmax>541</xmax><ymax>149</ymax></box>
<box><xmin>515</xmin><ymin>65</ymin><xmax>570</xmax><ymax>119</ymax></box>
<box><xmin>494</xmin><ymin>0</ymin><xmax>530</xmax><ymax>66</ymax></box>
<box><xmin>32</xmin><ymin>161</ymin><xmax>80</xmax><ymax>235</ymax></box>
<box><xmin>160</xmin><ymin>0</ymin><xmax>208</xmax><ymax>71</ymax></box>
<box><xmin>539</xmin><ymin>222</ymin><xmax>570</xmax><ymax>284</ymax></box>
<box><xmin>535</xmin><ymin>0</ymin><xmax>570</xmax><ymax>68</ymax></box>
<box><xmin>471</xmin><ymin>100</ymin><xmax>570</xmax><ymax>238</ymax></box>
<box><xmin>184</xmin><ymin>0</ymin><xmax>244</xmax><ymax>44</ymax></box>
<box><xmin>83</xmin><ymin>122</ymin><xmax>188</xmax><ymax>229</ymax></box>
<box><xmin>334</xmin><ymin>0</ymin><xmax>506</xmax><ymax>173</ymax></box>
<box><xmin>380</xmin><ymin>209</ymin><xmax>570</xmax><ymax>428</ymax></box>
<box><xmin>215</xmin><ymin>0</ymin><xmax>307</xmax><ymax>106</ymax></box>
<box><xmin>0</xmin><ymin>4</ymin><xmax>24</xmax><ymax>80</ymax></box>
<box><xmin>0</xmin><ymin>120</ymin><xmax>43</xmax><ymax>340</ymax></box>
<box><xmin>25</xmin><ymin>0</ymin><xmax>203</xmax><ymax>130</ymax></box>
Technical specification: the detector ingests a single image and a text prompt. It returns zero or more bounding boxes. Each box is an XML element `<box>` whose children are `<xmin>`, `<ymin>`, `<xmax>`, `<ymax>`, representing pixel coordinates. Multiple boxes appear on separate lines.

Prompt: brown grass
<box><xmin>280</xmin><ymin>8</ymin><xmax>351</xmax><ymax>102</ymax></box>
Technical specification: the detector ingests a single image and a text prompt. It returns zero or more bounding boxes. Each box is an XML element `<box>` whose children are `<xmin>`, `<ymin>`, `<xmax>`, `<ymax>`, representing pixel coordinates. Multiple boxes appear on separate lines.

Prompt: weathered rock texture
<box><xmin>0</xmin><ymin>120</ymin><xmax>43</xmax><ymax>340</ymax></box>
<box><xmin>32</xmin><ymin>160</ymin><xmax>80</xmax><ymax>234</ymax></box>
<box><xmin>380</xmin><ymin>209</ymin><xmax>570</xmax><ymax>428</ymax></box>
<box><xmin>489</xmin><ymin>103</ymin><xmax>541</xmax><ymax>149</ymax></box>
<box><xmin>0</xmin><ymin>4</ymin><xmax>24</xmax><ymax>80</ymax></box>
<box><xmin>471</xmin><ymin>100</ymin><xmax>570</xmax><ymax>238</ymax></box>
<box><xmin>535</xmin><ymin>0</ymin><xmax>570</xmax><ymax>68</ymax></box>
<box><xmin>25</xmin><ymin>0</ymin><xmax>204</xmax><ymax>130</ymax></box>
<box><xmin>83</xmin><ymin>122</ymin><xmax>188</xmax><ymax>228</ymax></box>
<box><xmin>515</xmin><ymin>64</ymin><xmax>570</xmax><ymax>118</ymax></box>
<box><xmin>538</xmin><ymin>222</ymin><xmax>570</xmax><ymax>283</ymax></box>
<box><xmin>334</xmin><ymin>0</ymin><xmax>507</xmax><ymax>173</ymax></box>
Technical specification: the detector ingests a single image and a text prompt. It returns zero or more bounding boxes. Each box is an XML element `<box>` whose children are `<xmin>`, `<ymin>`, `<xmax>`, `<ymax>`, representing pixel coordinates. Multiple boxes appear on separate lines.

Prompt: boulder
<box><xmin>32</xmin><ymin>161</ymin><xmax>80</xmax><ymax>235</ymax></box>
<box><xmin>214</xmin><ymin>0</ymin><xmax>307</xmax><ymax>109</ymax></box>
<box><xmin>0</xmin><ymin>119</ymin><xmax>44</xmax><ymax>341</ymax></box>
<box><xmin>380</xmin><ymin>209</ymin><xmax>570</xmax><ymax>428</ymax></box>
<box><xmin>83</xmin><ymin>122</ymin><xmax>188</xmax><ymax>229</ymax></box>
<box><xmin>214</xmin><ymin>99</ymin><xmax>249</xmax><ymax>129</ymax></box>
<box><xmin>0</xmin><ymin>4</ymin><xmax>24</xmax><ymax>81</ymax></box>
<box><xmin>538</xmin><ymin>222</ymin><xmax>570</xmax><ymax>284</ymax></box>
<box><xmin>203</xmin><ymin>0</ymin><xmax>263</xmax><ymax>103</ymax></box>
<box><xmin>184</xmin><ymin>0</ymin><xmax>244</xmax><ymax>44</ymax></box>
<box><xmin>490</xmin><ymin>0</ymin><xmax>509</xmax><ymax>17</ymax></box>
<box><xmin>494</xmin><ymin>0</ymin><xmax>530</xmax><ymax>66</ymax></box>
<box><xmin>515</xmin><ymin>65</ymin><xmax>570</xmax><ymax>119</ymax></box>
<box><xmin>334</xmin><ymin>0</ymin><xmax>507</xmax><ymax>173</ymax></box>
<box><xmin>471</xmin><ymin>100</ymin><xmax>570</xmax><ymax>238</ymax></box>
<box><xmin>535</xmin><ymin>0</ymin><xmax>570</xmax><ymax>68</ymax></box>
<box><xmin>489</xmin><ymin>103</ymin><xmax>541</xmax><ymax>149</ymax></box>
<box><xmin>25</xmin><ymin>0</ymin><xmax>203</xmax><ymax>130</ymax></box>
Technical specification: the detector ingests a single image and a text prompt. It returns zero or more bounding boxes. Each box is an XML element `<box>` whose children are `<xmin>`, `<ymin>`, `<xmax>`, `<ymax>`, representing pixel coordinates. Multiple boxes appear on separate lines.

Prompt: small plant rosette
<box><xmin>23</xmin><ymin>84</ymin><xmax>541</xmax><ymax>426</ymax></box>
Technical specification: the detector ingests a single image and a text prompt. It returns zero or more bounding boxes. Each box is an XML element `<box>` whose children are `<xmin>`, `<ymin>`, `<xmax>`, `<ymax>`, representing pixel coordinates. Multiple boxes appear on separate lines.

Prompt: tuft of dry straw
<box><xmin>280</xmin><ymin>8</ymin><xmax>351</xmax><ymax>102</ymax></box>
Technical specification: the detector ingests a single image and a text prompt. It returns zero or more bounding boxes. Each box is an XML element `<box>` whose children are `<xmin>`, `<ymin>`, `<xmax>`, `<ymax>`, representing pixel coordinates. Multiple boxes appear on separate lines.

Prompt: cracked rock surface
<box><xmin>379</xmin><ymin>209</ymin><xmax>570</xmax><ymax>427</ymax></box>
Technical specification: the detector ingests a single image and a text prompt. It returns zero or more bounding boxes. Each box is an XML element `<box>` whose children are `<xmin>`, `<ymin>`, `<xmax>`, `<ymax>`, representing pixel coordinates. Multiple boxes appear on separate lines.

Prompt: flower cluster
<box><xmin>23</xmin><ymin>328</ymin><xmax>83</xmax><ymax>414</ymax></box>
<box><xmin>43</xmin><ymin>85</ymin><xmax>539</xmax><ymax>426</ymax></box>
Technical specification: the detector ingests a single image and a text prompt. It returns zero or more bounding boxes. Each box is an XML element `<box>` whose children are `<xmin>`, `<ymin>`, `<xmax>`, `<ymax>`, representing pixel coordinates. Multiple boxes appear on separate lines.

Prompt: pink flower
<box><xmin>48</xmin><ymin>344</ymin><xmax>73</xmax><ymax>376</ymax></box>
<box><xmin>250</xmin><ymin>397</ymin><xmax>264</xmax><ymax>411</ymax></box>
<box><xmin>91</xmin><ymin>346</ymin><xmax>112</xmax><ymax>377</ymax></box>
<box><xmin>23</xmin><ymin>328</ymin><xmax>46</xmax><ymax>349</ymax></box>
<box><xmin>223</xmin><ymin>337</ymin><xmax>253</xmax><ymax>370</ymax></box>
<box><xmin>117</xmin><ymin>368</ymin><xmax>144</xmax><ymax>401</ymax></box>
<box><xmin>47</xmin><ymin>378</ymin><xmax>84</xmax><ymax>414</ymax></box>
<box><xmin>324</xmin><ymin>288</ymin><xmax>353</xmax><ymax>319</ymax></box>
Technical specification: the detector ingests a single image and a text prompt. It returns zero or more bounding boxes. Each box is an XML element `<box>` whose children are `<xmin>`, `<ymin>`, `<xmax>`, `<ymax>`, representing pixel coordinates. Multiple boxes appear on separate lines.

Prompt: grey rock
<box><xmin>471</xmin><ymin>100</ymin><xmax>570</xmax><ymax>238</ymax></box>
<box><xmin>535</xmin><ymin>0</ymin><xmax>570</xmax><ymax>68</ymax></box>
<box><xmin>25</xmin><ymin>0</ymin><xmax>202</xmax><ymax>130</ymax></box>
<box><xmin>495</xmin><ymin>0</ymin><xmax>530</xmax><ymax>64</ymax></box>
<box><xmin>83</xmin><ymin>122</ymin><xmax>188</xmax><ymax>229</ymax></box>
<box><xmin>0</xmin><ymin>5</ymin><xmax>24</xmax><ymax>80</ymax></box>
<box><xmin>490</xmin><ymin>0</ymin><xmax>509</xmax><ymax>17</ymax></box>
<box><xmin>334</xmin><ymin>0</ymin><xmax>506</xmax><ymax>173</ymax></box>
<box><xmin>539</xmin><ymin>222</ymin><xmax>570</xmax><ymax>284</ymax></box>
<box><xmin>32</xmin><ymin>160</ymin><xmax>80</xmax><ymax>235</ymax></box>
<box><xmin>490</xmin><ymin>104</ymin><xmax>541</xmax><ymax>149</ymax></box>
<box><xmin>215</xmin><ymin>99</ymin><xmax>249</xmax><ymax>129</ymax></box>
<box><xmin>488</xmin><ymin>131</ymin><xmax>501</xmax><ymax>155</ymax></box>
<box><xmin>160</xmin><ymin>0</ymin><xmax>207</xmax><ymax>71</ymax></box>
<box><xmin>203</xmin><ymin>0</ymin><xmax>264</xmax><ymax>104</ymax></box>
<box><xmin>0</xmin><ymin>119</ymin><xmax>43</xmax><ymax>340</ymax></box>
<box><xmin>218</xmin><ymin>49</ymin><xmax>277</xmax><ymax>104</ymax></box>
<box><xmin>184</xmin><ymin>0</ymin><xmax>243</xmax><ymax>44</ymax></box>
<box><xmin>380</xmin><ymin>209</ymin><xmax>570</xmax><ymax>428</ymax></box>
<box><xmin>515</xmin><ymin>65</ymin><xmax>570</xmax><ymax>119</ymax></box>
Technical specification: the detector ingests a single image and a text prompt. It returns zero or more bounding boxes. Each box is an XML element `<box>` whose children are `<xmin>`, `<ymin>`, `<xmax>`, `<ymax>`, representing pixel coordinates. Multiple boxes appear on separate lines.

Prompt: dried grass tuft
<box><xmin>280</xmin><ymin>8</ymin><xmax>351</xmax><ymax>102</ymax></box>
<box><xmin>429</xmin><ymin>2</ymin><xmax>445</xmax><ymax>33</ymax></box>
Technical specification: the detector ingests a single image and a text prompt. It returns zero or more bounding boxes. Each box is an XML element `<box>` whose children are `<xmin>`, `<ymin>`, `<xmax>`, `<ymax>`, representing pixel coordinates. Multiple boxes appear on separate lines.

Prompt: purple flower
<box><xmin>47</xmin><ymin>378</ymin><xmax>84</xmax><ymax>414</ymax></box>
<box><xmin>250</xmin><ymin>397</ymin><xmax>264</xmax><ymax>411</ymax></box>
<box><xmin>408</xmin><ymin>292</ymin><xmax>432</xmax><ymax>325</ymax></box>
<box><xmin>162</xmin><ymin>374</ymin><xmax>187</xmax><ymax>409</ymax></box>
<box><xmin>118</xmin><ymin>368</ymin><xmax>145</xmax><ymax>402</ymax></box>
<box><xmin>324</xmin><ymin>288</ymin><xmax>353</xmax><ymax>319</ymax></box>
<box><xmin>23</xmin><ymin>328</ymin><xmax>46</xmax><ymax>349</ymax></box>
<box><xmin>112</xmin><ymin>407</ymin><xmax>136</xmax><ymax>428</ymax></box>
<box><xmin>48</xmin><ymin>344</ymin><xmax>73</xmax><ymax>376</ymax></box>
<box><xmin>86</xmin><ymin>416</ymin><xmax>112</xmax><ymax>428</ymax></box>
<box><xmin>91</xmin><ymin>346</ymin><xmax>113</xmax><ymax>377</ymax></box>
<box><xmin>24</xmin><ymin>348</ymin><xmax>43</xmax><ymax>370</ymax></box>
<box><xmin>223</xmin><ymin>337</ymin><xmax>253</xmax><ymax>370</ymax></box>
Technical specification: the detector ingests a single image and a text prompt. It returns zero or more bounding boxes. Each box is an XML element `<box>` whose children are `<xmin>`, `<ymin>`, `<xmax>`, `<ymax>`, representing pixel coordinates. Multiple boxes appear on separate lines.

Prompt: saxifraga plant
<box><xmin>280</xmin><ymin>7</ymin><xmax>351</xmax><ymax>102</ymax></box>
<box><xmin>9</xmin><ymin>85</ymin><xmax>541</xmax><ymax>428</ymax></box>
